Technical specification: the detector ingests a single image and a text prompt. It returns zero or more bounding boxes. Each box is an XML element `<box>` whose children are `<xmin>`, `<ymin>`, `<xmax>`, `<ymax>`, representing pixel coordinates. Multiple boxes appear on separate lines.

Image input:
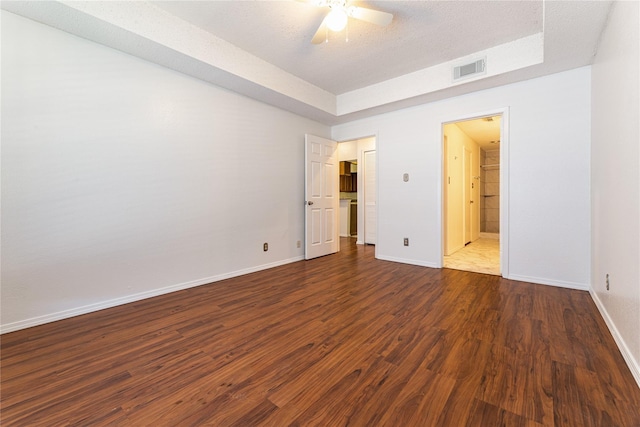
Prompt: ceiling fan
<box><xmin>301</xmin><ymin>0</ymin><xmax>393</xmax><ymax>44</ymax></box>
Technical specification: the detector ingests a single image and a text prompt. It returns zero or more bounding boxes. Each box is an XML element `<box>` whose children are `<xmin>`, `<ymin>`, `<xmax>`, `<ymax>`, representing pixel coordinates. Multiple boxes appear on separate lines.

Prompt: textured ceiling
<box><xmin>2</xmin><ymin>1</ymin><xmax>613</xmax><ymax>125</ymax></box>
<box><xmin>151</xmin><ymin>1</ymin><xmax>543</xmax><ymax>94</ymax></box>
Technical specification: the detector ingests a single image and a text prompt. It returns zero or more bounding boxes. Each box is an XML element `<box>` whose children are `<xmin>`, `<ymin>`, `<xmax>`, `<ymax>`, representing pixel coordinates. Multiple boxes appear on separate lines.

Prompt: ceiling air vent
<box><xmin>453</xmin><ymin>58</ymin><xmax>486</xmax><ymax>81</ymax></box>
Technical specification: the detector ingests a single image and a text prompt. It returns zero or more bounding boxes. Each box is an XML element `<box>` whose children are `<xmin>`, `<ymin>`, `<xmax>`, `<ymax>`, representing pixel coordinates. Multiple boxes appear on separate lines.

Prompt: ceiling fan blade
<box><xmin>311</xmin><ymin>17</ymin><xmax>329</xmax><ymax>44</ymax></box>
<box><xmin>350</xmin><ymin>6</ymin><xmax>393</xmax><ymax>26</ymax></box>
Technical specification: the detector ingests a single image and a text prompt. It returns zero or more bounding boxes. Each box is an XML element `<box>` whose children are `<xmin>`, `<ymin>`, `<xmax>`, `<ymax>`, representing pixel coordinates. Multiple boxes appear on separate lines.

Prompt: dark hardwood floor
<box><xmin>2</xmin><ymin>238</ymin><xmax>639</xmax><ymax>426</ymax></box>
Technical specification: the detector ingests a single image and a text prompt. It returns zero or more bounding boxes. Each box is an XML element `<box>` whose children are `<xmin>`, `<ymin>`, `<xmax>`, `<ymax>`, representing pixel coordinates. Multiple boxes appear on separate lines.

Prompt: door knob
<box><xmin>308</xmin><ymin>201</ymin><xmax>314</xmax><ymax>205</ymax></box>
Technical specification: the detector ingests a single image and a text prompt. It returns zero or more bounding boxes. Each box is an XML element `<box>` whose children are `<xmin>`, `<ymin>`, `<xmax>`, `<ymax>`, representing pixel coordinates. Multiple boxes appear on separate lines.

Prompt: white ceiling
<box><xmin>2</xmin><ymin>1</ymin><xmax>613</xmax><ymax>126</ymax></box>
<box><xmin>455</xmin><ymin>116</ymin><xmax>501</xmax><ymax>149</ymax></box>
<box><xmin>151</xmin><ymin>1</ymin><xmax>543</xmax><ymax>95</ymax></box>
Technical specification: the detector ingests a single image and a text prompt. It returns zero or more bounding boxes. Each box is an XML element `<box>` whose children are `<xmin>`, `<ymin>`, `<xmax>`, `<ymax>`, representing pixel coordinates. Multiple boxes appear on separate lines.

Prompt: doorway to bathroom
<box><xmin>442</xmin><ymin>114</ymin><xmax>502</xmax><ymax>275</ymax></box>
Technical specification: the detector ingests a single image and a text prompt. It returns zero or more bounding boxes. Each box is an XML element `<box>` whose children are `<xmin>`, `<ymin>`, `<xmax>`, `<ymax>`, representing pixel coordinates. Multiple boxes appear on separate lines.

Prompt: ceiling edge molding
<box><xmin>4</xmin><ymin>1</ymin><xmax>605</xmax><ymax>127</ymax></box>
<box><xmin>1</xmin><ymin>0</ymin><xmax>337</xmax><ymax>116</ymax></box>
<box><xmin>336</xmin><ymin>33</ymin><xmax>544</xmax><ymax>116</ymax></box>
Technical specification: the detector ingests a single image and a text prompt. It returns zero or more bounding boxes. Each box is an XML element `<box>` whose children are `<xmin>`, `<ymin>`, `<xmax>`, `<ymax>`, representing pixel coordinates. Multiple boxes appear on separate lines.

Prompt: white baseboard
<box><xmin>0</xmin><ymin>256</ymin><xmax>304</xmax><ymax>334</ymax></box>
<box><xmin>589</xmin><ymin>290</ymin><xmax>640</xmax><ymax>388</ymax></box>
<box><xmin>375</xmin><ymin>255</ymin><xmax>439</xmax><ymax>269</ymax></box>
<box><xmin>506</xmin><ymin>274</ymin><xmax>589</xmax><ymax>291</ymax></box>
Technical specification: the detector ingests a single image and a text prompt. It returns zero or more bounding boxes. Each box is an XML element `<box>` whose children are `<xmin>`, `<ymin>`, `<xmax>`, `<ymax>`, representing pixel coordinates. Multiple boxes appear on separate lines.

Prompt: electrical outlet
<box><xmin>296</xmin><ymin>240</ymin><xmax>301</xmax><ymax>248</ymax></box>
<box><xmin>606</xmin><ymin>274</ymin><xmax>610</xmax><ymax>291</ymax></box>
<box><xmin>403</xmin><ymin>238</ymin><xmax>409</xmax><ymax>246</ymax></box>
<box><xmin>263</xmin><ymin>242</ymin><xmax>268</xmax><ymax>252</ymax></box>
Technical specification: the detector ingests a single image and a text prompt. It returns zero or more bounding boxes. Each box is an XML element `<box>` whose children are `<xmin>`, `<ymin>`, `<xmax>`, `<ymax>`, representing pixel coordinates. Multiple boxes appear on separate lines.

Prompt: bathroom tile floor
<box><xmin>444</xmin><ymin>237</ymin><xmax>500</xmax><ymax>276</ymax></box>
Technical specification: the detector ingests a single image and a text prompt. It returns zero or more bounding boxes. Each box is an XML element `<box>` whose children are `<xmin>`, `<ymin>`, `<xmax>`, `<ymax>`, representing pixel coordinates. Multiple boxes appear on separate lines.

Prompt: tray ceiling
<box><xmin>1</xmin><ymin>1</ymin><xmax>612</xmax><ymax>124</ymax></box>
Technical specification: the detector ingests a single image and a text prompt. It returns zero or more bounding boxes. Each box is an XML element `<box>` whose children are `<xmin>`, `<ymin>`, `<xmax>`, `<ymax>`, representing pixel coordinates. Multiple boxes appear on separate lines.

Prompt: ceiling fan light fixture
<box><xmin>309</xmin><ymin>0</ymin><xmax>392</xmax><ymax>44</ymax></box>
<box><xmin>326</xmin><ymin>8</ymin><xmax>348</xmax><ymax>32</ymax></box>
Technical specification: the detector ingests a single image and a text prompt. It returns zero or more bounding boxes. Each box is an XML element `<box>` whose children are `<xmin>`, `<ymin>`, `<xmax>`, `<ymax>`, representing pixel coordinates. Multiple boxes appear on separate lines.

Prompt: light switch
<box><xmin>403</xmin><ymin>173</ymin><xmax>409</xmax><ymax>182</ymax></box>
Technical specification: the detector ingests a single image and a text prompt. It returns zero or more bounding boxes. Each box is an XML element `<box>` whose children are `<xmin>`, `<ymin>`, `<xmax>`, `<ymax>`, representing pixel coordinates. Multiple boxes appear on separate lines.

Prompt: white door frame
<box><xmin>363</xmin><ymin>149</ymin><xmax>377</xmax><ymax>245</ymax></box>
<box><xmin>439</xmin><ymin>107</ymin><xmax>510</xmax><ymax>278</ymax></box>
<box><xmin>335</xmin><ymin>134</ymin><xmax>378</xmax><ymax>258</ymax></box>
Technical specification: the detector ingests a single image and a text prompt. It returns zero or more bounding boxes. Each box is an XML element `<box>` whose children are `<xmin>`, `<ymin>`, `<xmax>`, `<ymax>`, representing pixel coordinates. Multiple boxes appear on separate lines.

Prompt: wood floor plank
<box><xmin>267</xmin><ymin>313</ymin><xmax>396</xmax><ymax>409</ymax></box>
<box><xmin>436</xmin><ymin>373</ymin><xmax>485</xmax><ymax>426</ymax></box>
<box><xmin>377</xmin><ymin>367</ymin><xmax>456</xmax><ymax>426</ymax></box>
<box><xmin>476</xmin><ymin>344</ymin><xmax>554</xmax><ymax>425</ymax></box>
<box><xmin>2</xmin><ymin>238</ymin><xmax>639</xmax><ymax>426</ymax></box>
<box><xmin>553</xmin><ymin>360</ymin><xmax>590</xmax><ymax>427</ymax></box>
<box><xmin>467</xmin><ymin>398</ymin><xmax>545</xmax><ymax>427</ymax></box>
<box><xmin>286</xmin><ymin>355</ymin><xmax>393</xmax><ymax>426</ymax></box>
<box><xmin>342</xmin><ymin>326</ymin><xmax>454</xmax><ymax>426</ymax></box>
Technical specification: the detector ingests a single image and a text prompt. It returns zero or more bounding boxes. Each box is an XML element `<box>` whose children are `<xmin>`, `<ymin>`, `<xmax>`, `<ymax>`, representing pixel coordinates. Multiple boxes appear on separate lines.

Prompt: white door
<box><xmin>445</xmin><ymin>136</ymin><xmax>464</xmax><ymax>255</ymax></box>
<box><xmin>305</xmin><ymin>134</ymin><xmax>339</xmax><ymax>260</ymax></box>
<box><xmin>464</xmin><ymin>147</ymin><xmax>472</xmax><ymax>245</ymax></box>
<box><xmin>364</xmin><ymin>150</ymin><xmax>377</xmax><ymax>244</ymax></box>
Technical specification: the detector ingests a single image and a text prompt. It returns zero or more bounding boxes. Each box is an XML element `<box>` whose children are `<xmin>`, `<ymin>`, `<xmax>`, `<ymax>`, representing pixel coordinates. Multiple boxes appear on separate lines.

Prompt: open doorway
<box><xmin>443</xmin><ymin>115</ymin><xmax>501</xmax><ymax>275</ymax></box>
<box><xmin>338</xmin><ymin>137</ymin><xmax>376</xmax><ymax>246</ymax></box>
<box><xmin>338</xmin><ymin>158</ymin><xmax>358</xmax><ymax>239</ymax></box>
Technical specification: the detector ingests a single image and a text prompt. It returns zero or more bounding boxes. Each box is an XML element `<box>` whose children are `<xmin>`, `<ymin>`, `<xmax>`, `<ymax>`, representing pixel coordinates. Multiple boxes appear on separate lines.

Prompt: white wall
<box><xmin>0</xmin><ymin>9</ymin><xmax>600</xmax><ymax>339</ymax></box>
<box><xmin>333</xmin><ymin>67</ymin><xmax>592</xmax><ymax>288</ymax></box>
<box><xmin>590</xmin><ymin>1</ymin><xmax>640</xmax><ymax>385</ymax></box>
<box><xmin>1</xmin><ymin>11</ymin><xmax>330</xmax><ymax>332</ymax></box>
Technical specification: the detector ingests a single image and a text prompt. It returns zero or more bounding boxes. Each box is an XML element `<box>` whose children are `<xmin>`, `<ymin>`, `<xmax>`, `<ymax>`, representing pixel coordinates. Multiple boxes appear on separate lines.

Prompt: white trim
<box><xmin>373</xmin><ymin>131</ymin><xmax>380</xmax><ymax>260</ymax></box>
<box><xmin>376</xmin><ymin>255</ymin><xmax>439</xmax><ymax>269</ymax></box>
<box><xmin>589</xmin><ymin>290</ymin><xmax>640</xmax><ymax>388</ymax></box>
<box><xmin>499</xmin><ymin>107</ymin><xmax>510</xmax><ymax>278</ymax></box>
<box><xmin>436</xmin><ymin>132</ymin><xmax>445</xmax><ymax>268</ymax></box>
<box><xmin>507</xmin><ymin>274</ymin><xmax>589</xmax><ymax>291</ymax></box>
<box><xmin>0</xmin><ymin>256</ymin><xmax>304</xmax><ymax>334</ymax></box>
<box><xmin>363</xmin><ymin>149</ymin><xmax>377</xmax><ymax>246</ymax></box>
